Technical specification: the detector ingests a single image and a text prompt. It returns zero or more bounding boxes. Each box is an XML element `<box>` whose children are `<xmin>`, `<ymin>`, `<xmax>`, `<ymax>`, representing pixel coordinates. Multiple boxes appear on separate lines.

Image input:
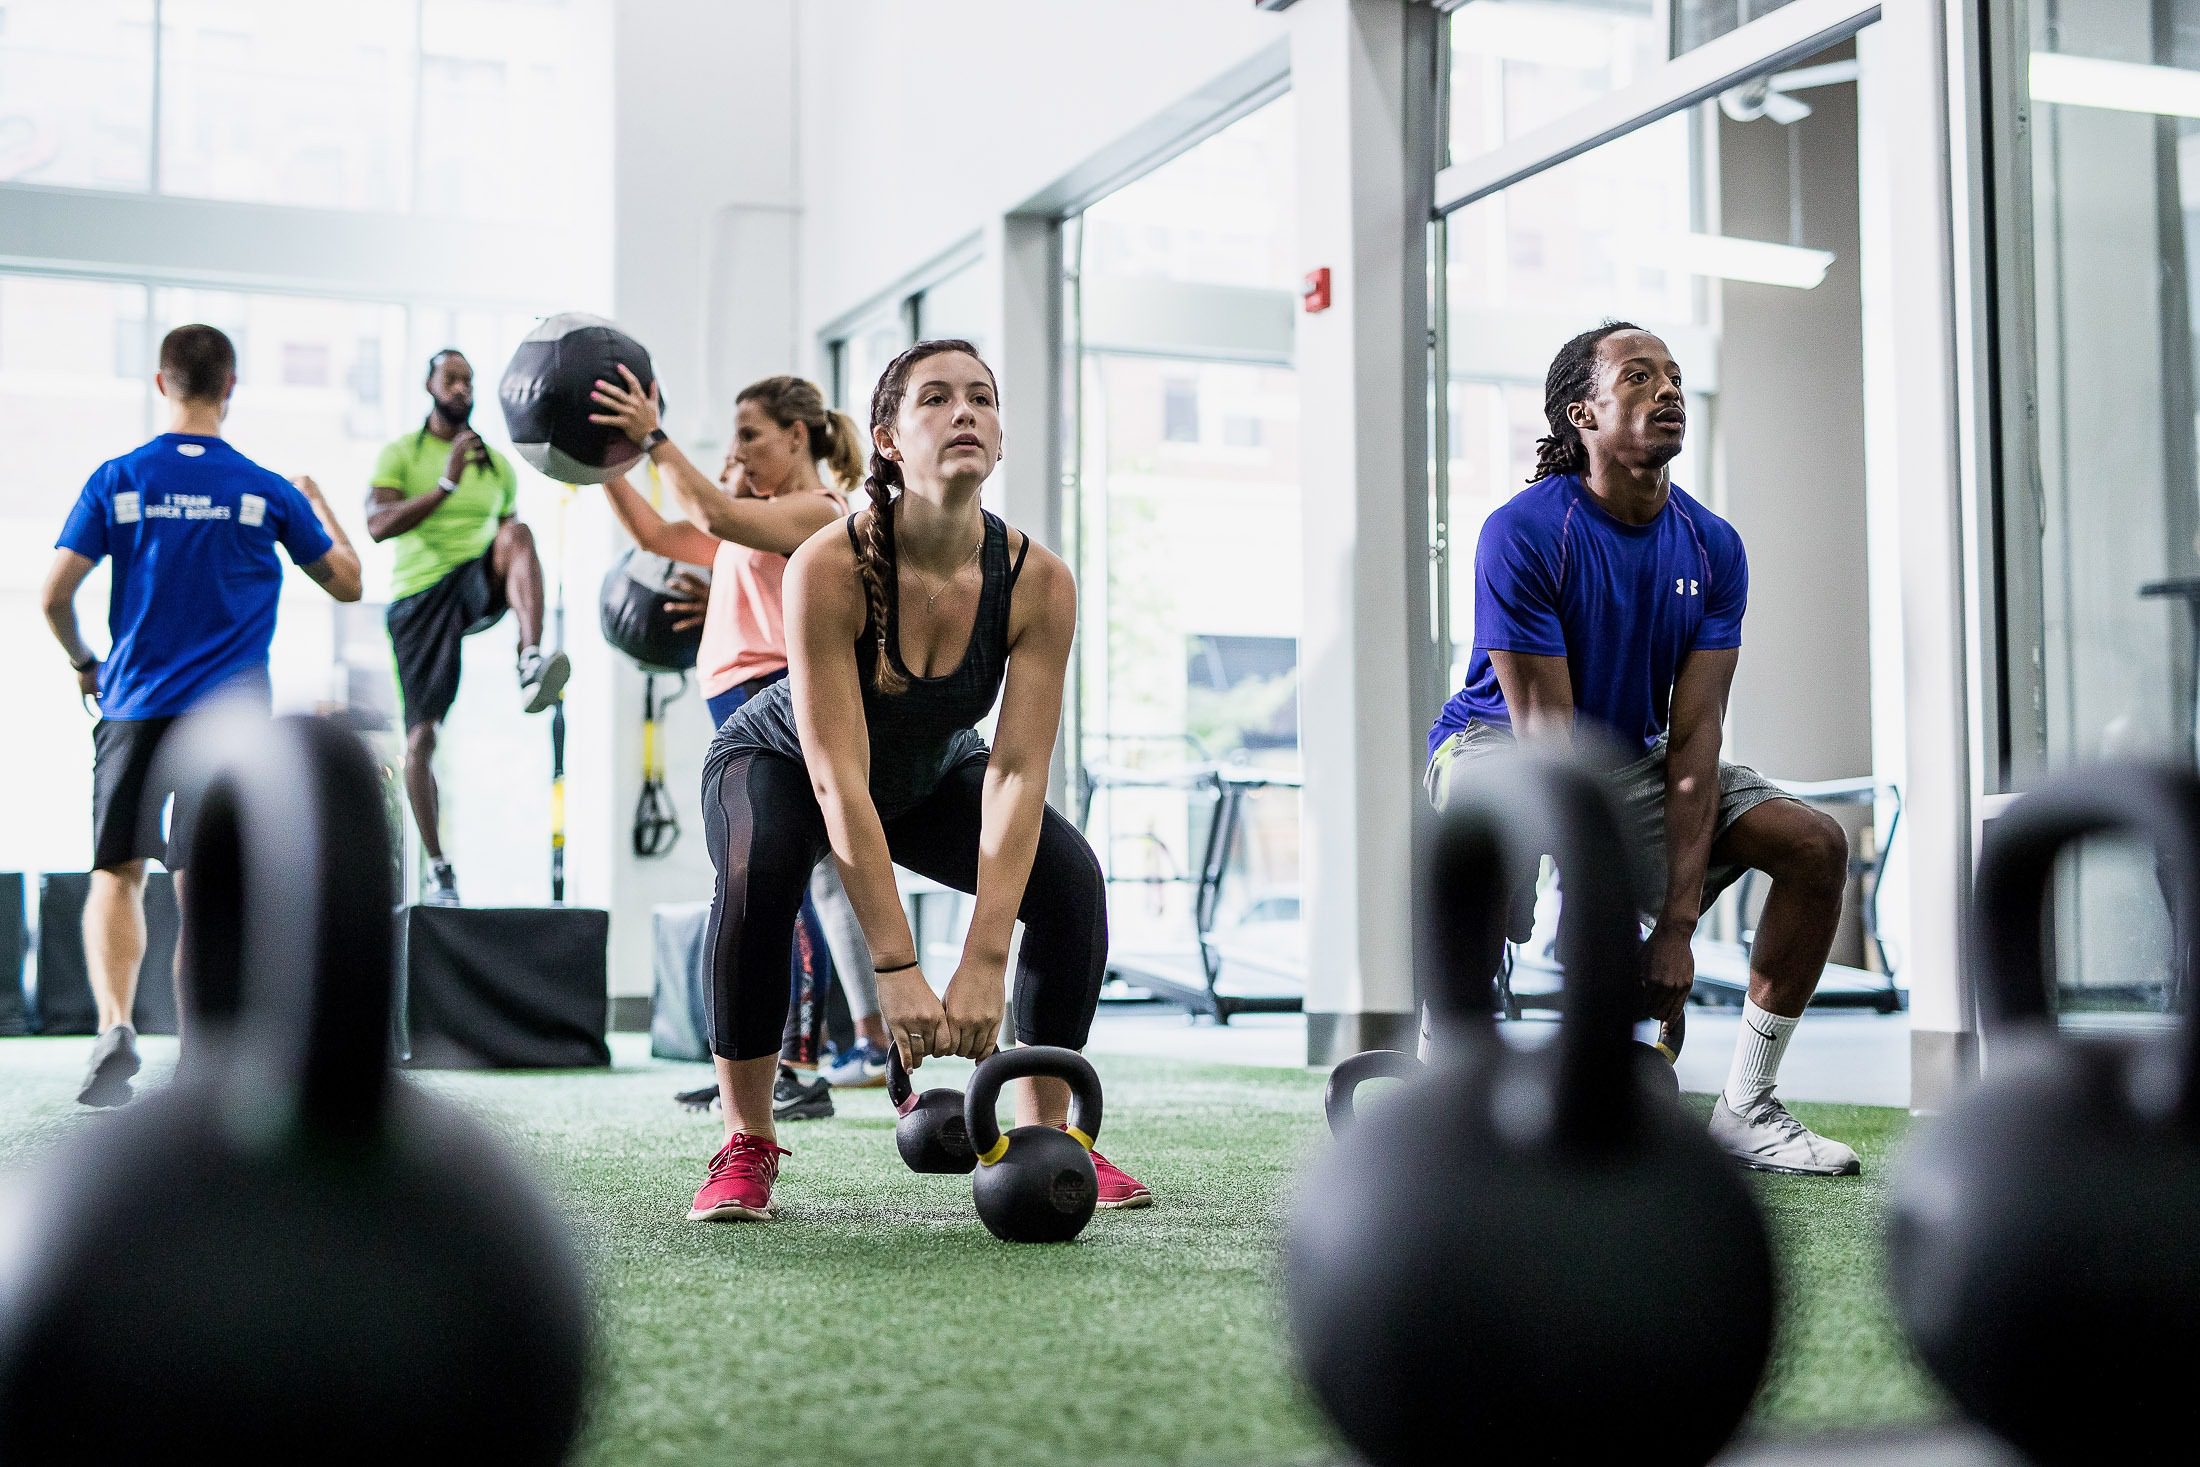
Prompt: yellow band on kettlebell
<box><xmin>1654</xmin><ymin>1043</ymin><xmax>1678</xmax><ymax>1063</ymax></box>
<box><xmin>1066</xmin><ymin>1126</ymin><xmax>1094</xmax><ymax>1152</ymax></box>
<box><xmin>977</xmin><ymin>1135</ymin><xmax>1010</xmax><ymax>1166</ymax></box>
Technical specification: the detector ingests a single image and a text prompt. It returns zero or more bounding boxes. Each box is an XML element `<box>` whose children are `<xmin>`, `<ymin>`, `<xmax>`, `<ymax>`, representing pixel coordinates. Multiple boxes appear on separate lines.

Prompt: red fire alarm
<box><xmin>1303</xmin><ymin>267</ymin><xmax>1331</xmax><ymax>313</ymax></box>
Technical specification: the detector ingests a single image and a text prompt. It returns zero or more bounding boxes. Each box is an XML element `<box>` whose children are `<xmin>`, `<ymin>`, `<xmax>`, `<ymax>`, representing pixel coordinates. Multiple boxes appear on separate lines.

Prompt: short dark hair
<box><xmin>425</xmin><ymin>347</ymin><xmax>467</xmax><ymax>381</ymax></box>
<box><xmin>159</xmin><ymin>324</ymin><xmax>237</xmax><ymax>403</ymax></box>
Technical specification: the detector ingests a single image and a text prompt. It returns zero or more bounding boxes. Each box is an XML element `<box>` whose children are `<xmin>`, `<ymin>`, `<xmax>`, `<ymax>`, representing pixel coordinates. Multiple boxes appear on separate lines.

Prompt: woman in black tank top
<box><xmin>685</xmin><ymin>340</ymin><xmax>1150</xmax><ymax>1223</ymax></box>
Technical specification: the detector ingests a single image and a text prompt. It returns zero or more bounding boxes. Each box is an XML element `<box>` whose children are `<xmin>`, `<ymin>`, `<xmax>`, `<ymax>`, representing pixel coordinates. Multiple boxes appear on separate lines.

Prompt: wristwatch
<box><xmin>435</xmin><ymin>475</ymin><xmax>460</xmax><ymax>494</ymax></box>
<box><xmin>70</xmin><ymin>653</ymin><xmax>97</xmax><ymax>673</ymax></box>
<box><xmin>639</xmin><ymin>428</ymin><xmax>669</xmax><ymax>454</ymax></box>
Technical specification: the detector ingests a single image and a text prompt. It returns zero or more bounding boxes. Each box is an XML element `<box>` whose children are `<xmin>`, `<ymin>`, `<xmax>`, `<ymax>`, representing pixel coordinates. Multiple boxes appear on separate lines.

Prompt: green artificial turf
<box><xmin>0</xmin><ymin>1037</ymin><xmax>1944</xmax><ymax>1465</ymax></box>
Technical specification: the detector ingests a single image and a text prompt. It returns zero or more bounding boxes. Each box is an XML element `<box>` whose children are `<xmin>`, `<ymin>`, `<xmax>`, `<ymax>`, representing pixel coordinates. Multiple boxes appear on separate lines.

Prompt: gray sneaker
<box><xmin>1709</xmin><ymin>1094</ymin><xmax>1860</xmax><ymax>1176</ymax></box>
<box><xmin>519</xmin><ymin>648</ymin><xmax>570</xmax><ymax>714</ymax></box>
<box><xmin>77</xmin><ymin>1024</ymin><xmax>140</xmax><ymax>1108</ymax></box>
<box><xmin>425</xmin><ymin>861</ymin><xmax>461</xmax><ymax>907</ymax></box>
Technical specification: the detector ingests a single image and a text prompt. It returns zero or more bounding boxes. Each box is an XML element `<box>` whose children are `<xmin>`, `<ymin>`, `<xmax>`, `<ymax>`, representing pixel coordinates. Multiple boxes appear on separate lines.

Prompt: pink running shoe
<box><xmin>688</xmin><ymin>1132</ymin><xmax>789</xmax><ymax>1222</ymax></box>
<box><xmin>1088</xmin><ymin>1145</ymin><xmax>1152</xmax><ymax>1210</ymax></box>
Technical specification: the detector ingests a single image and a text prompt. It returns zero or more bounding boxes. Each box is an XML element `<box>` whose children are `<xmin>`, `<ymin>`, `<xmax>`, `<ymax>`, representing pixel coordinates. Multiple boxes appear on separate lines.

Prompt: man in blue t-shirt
<box><xmin>39</xmin><ymin>324</ymin><xmax>362</xmax><ymax>1107</ymax></box>
<box><xmin>1426</xmin><ymin>321</ymin><xmax>1857</xmax><ymax>1176</ymax></box>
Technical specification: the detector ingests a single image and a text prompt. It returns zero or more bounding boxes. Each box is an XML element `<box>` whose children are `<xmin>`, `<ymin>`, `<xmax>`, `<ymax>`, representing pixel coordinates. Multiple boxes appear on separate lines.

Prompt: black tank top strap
<box><xmin>844</xmin><ymin>514</ymin><xmax>862</xmax><ymax>557</ymax></box>
<box><xmin>1008</xmin><ymin>528</ymin><xmax>1031</xmax><ymax>585</ymax></box>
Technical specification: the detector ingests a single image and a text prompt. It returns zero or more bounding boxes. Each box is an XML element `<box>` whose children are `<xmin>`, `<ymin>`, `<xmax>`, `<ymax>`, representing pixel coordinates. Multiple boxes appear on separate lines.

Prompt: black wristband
<box><xmin>69</xmin><ymin>653</ymin><xmax>97</xmax><ymax>673</ymax></box>
<box><xmin>639</xmin><ymin>428</ymin><xmax>669</xmax><ymax>454</ymax></box>
<box><xmin>874</xmin><ymin>959</ymin><xmax>922</xmax><ymax>976</ymax></box>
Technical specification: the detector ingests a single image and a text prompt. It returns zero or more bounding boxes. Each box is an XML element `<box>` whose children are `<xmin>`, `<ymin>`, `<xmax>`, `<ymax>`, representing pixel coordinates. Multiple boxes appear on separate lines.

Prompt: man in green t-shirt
<box><xmin>367</xmin><ymin>348</ymin><xmax>569</xmax><ymax>906</ymax></box>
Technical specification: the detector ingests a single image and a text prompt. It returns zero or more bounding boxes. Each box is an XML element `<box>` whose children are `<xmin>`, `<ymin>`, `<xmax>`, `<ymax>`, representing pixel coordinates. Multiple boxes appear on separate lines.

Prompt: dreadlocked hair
<box><xmin>853</xmin><ymin>338</ymin><xmax>998</xmax><ymax>696</ymax></box>
<box><xmin>1530</xmin><ymin>319</ymin><xmax>1641</xmax><ymax>484</ymax></box>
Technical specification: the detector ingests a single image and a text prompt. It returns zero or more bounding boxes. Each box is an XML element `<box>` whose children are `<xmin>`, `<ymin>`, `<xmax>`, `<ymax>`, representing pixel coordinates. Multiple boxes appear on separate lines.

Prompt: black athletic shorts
<box><xmin>387</xmin><ymin>548</ymin><xmax>508</xmax><ymax>731</ymax></box>
<box><xmin>91</xmin><ymin>716</ymin><xmax>192</xmax><ymax>871</ymax></box>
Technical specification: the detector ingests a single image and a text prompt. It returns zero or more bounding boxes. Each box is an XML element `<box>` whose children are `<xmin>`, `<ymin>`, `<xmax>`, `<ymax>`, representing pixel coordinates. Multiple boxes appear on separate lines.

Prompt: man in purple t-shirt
<box><xmin>1426</xmin><ymin>321</ymin><xmax>1857</xmax><ymax>1176</ymax></box>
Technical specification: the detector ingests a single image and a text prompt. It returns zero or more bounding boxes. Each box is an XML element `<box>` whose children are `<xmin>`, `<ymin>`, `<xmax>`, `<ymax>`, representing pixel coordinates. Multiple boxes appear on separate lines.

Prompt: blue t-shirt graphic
<box><xmin>1430</xmin><ymin>474</ymin><xmax>1747</xmax><ymax>755</ymax></box>
<box><xmin>55</xmin><ymin>434</ymin><xmax>334</xmax><ymax>721</ymax></box>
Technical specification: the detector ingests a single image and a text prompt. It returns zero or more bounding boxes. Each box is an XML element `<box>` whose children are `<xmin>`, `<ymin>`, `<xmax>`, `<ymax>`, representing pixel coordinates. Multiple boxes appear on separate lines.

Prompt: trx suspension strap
<box><xmin>631</xmin><ymin>459</ymin><xmax>684</xmax><ymax>858</ymax></box>
<box><xmin>633</xmin><ymin>672</ymin><xmax>684</xmax><ymax>856</ymax></box>
<box><xmin>551</xmin><ymin>483</ymin><xmax>576</xmax><ymax>903</ymax></box>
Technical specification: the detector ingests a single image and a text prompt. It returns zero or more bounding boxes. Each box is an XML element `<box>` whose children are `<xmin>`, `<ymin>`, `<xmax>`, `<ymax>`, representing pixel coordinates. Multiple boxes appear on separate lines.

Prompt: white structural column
<box><xmin>1859</xmin><ymin>1</ymin><xmax>1974</xmax><ymax>1110</ymax></box>
<box><xmin>983</xmin><ymin>211</ymin><xmax>1074</xmax><ymax>803</ymax></box>
<box><xmin>1290</xmin><ymin>0</ymin><xmax>1440</xmax><ymax>1063</ymax></box>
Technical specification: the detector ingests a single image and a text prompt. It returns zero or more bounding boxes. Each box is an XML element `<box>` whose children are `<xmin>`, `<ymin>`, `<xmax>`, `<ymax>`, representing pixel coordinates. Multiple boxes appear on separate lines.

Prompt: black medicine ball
<box><xmin>500</xmin><ymin>313</ymin><xmax>660</xmax><ymax>484</ymax></box>
<box><xmin>600</xmin><ymin>548</ymin><xmax>705</xmax><ymax>674</ymax></box>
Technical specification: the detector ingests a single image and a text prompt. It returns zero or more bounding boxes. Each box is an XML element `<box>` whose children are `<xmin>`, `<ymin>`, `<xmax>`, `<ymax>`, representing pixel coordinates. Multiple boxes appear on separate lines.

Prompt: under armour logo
<box><xmin>1674</xmin><ymin>578</ymin><xmax>1700</xmax><ymax>596</ymax></box>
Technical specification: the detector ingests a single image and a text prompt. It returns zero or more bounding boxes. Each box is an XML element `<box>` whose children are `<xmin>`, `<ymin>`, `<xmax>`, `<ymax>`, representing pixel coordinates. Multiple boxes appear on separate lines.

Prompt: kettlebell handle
<box><xmin>963</xmin><ymin>1046</ymin><xmax>1103</xmax><ymax>1164</ymax></box>
<box><xmin>178</xmin><ymin>715</ymin><xmax>399</xmax><ymax>1140</ymax></box>
<box><xmin>1324</xmin><ymin>1049</ymin><xmax>1422</xmax><ymax>1134</ymax></box>
<box><xmin>1422</xmin><ymin>750</ymin><xmax>1647</xmax><ymax>1142</ymax></box>
<box><xmin>1973</xmin><ymin>762</ymin><xmax>2200</xmax><ymax>1119</ymax></box>
<box><xmin>887</xmin><ymin>1044</ymin><xmax>920</xmax><ymax>1117</ymax></box>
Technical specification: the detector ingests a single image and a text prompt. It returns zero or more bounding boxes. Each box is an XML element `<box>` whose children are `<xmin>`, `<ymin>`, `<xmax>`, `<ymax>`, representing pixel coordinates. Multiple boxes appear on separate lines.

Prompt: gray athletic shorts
<box><xmin>1424</xmin><ymin>720</ymin><xmax>1794</xmax><ymax>920</ymax></box>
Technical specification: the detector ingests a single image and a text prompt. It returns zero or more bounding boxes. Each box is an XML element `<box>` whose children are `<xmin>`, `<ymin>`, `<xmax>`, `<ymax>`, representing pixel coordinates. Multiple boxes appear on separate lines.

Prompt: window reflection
<box><xmin>0</xmin><ymin>0</ymin><xmax>155</xmax><ymax>190</ymax></box>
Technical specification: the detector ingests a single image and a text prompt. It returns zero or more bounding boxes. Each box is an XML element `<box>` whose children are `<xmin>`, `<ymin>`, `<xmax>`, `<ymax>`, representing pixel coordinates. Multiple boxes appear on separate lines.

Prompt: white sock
<box><xmin>519</xmin><ymin>643</ymin><xmax>540</xmax><ymax>663</ymax></box>
<box><xmin>1723</xmin><ymin>999</ymin><xmax>1799</xmax><ymax>1113</ymax></box>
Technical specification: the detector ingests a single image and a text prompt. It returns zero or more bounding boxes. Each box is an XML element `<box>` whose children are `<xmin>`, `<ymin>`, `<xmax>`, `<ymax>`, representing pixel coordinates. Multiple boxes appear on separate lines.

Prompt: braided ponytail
<box><xmin>855</xmin><ymin>455</ymin><xmax>909</xmax><ymax>696</ymax></box>
<box><xmin>1530</xmin><ymin>319</ymin><xmax>1640</xmax><ymax>484</ymax></box>
<box><xmin>847</xmin><ymin>337</ymin><xmax>997</xmax><ymax>695</ymax></box>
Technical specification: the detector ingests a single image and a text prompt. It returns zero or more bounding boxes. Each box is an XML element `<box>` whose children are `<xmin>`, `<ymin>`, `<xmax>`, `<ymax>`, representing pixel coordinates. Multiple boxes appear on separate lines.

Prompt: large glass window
<box><xmin>1446</xmin><ymin>1</ymin><xmax>1817</xmax><ymax>165</ymax></box>
<box><xmin>912</xmin><ymin>258</ymin><xmax>989</xmax><ymax>354</ymax></box>
<box><xmin>1</xmin><ymin>0</ymin><xmax>601</xmax><ymax>218</ymax></box>
<box><xmin>158</xmin><ymin>0</ymin><xmax>418</xmax><ymax>211</ymax></box>
<box><xmin>1449</xmin><ymin>1</ymin><xmax>1664</xmax><ymax>163</ymax></box>
<box><xmin>0</xmin><ymin>275</ymin><xmax>147</xmax><ymax>873</ymax></box>
<box><xmin>1991</xmin><ymin>0</ymin><xmax>2200</xmax><ymax>1014</ymax></box>
<box><xmin>830</xmin><ymin>301</ymin><xmax>915</xmax><ymax>419</ymax></box>
<box><xmin>0</xmin><ymin>0</ymin><xmax>155</xmax><ymax>190</ymax></box>
<box><xmin>1072</xmin><ymin>96</ymin><xmax>1303</xmax><ymax>996</ymax></box>
<box><xmin>1082</xmin><ymin>94</ymin><xmax>1298</xmax><ymax>292</ymax></box>
<box><xmin>414</xmin><ymin>0</ymin><xmax>605</xmax><ymax>221</ymax></box>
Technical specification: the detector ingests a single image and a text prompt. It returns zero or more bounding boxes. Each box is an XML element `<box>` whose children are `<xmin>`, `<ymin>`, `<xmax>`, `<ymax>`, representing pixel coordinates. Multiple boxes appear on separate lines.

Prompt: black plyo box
<box><xmin>402</xmin><ymin>905</ymin><xmax>611</xmax><ymax>1070</ymax></box>
<box><xmin>34</xmin><ymin>872</ymin><xmax>181</xmax><ymax>1035</ymax></box>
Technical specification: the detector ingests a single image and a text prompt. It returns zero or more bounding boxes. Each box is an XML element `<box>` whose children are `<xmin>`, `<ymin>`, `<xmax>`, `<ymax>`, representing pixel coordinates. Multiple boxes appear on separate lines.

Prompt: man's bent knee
<box><xmin>406</xmin><ymin>724</ymin><xmax>439</xmax><ymax>760</ymax></box>
<box><xmin>496</xmin><ymin>520</ymin><xmax>536</xmax><ymax>553</ymax></box>
<box><xmin>1788</xmin><ymin>809</ymin><xmax>1850</xmax><ymax>896</ymax></box>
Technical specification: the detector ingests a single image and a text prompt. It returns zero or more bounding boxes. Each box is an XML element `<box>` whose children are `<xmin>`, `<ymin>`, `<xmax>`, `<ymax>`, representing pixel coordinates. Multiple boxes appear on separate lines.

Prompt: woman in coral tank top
<box><xmin>591</xmin><ymin>369</ymin><xmax>888</xmax><ymax>1109</ymax></box>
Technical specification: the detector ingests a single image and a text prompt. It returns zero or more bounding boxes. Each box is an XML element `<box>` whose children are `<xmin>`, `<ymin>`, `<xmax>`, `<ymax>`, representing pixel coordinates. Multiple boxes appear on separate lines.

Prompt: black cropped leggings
<box><xmin>701</xmin><ymin>749</ymin><xmax>1109</xmax><ymax>1062</ymax></box>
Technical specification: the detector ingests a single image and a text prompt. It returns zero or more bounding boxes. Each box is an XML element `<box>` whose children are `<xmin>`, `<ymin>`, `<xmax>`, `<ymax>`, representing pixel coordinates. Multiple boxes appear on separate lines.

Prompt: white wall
<box><xmin>599</xmin><ymin>0</ymin><xmax>806</xmax><ymax>999</ymax></box>
<box><xmin>793</xmin><ymin>0</ymin><xmax>1284</xmax><ymax>340</ymax></box>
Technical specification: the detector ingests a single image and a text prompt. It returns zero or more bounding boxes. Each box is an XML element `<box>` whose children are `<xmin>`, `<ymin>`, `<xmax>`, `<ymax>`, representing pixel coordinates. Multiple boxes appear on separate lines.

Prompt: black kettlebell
<box><xmin>0</xmin><ymin>716</ymin><xmax>591</xmax><ymax>1464</ymax></box>
<box><xmin>1324</xmin><ymin>1049</ymin><xmax>1423</xmax><ymax>1135</ymax></box>
<box><xmin>889</xmin><ymin>1043</ymin><xmax>976</xmax><ymax>1173</ymax></box>
<box><xmin>1885</xmin><ymin>762</ymin><xmax>2200</xmax><ymax>1467</ymax></box>
<box><xmin>1285</xmin><ymin>749</ymin><xmax>1775</xmax><ymax>1467</ymax></box>
<box><xmin>964</xmin><ymin>1045</ymin><xmax>1105</xmax><ymax>1243</ymax></box>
